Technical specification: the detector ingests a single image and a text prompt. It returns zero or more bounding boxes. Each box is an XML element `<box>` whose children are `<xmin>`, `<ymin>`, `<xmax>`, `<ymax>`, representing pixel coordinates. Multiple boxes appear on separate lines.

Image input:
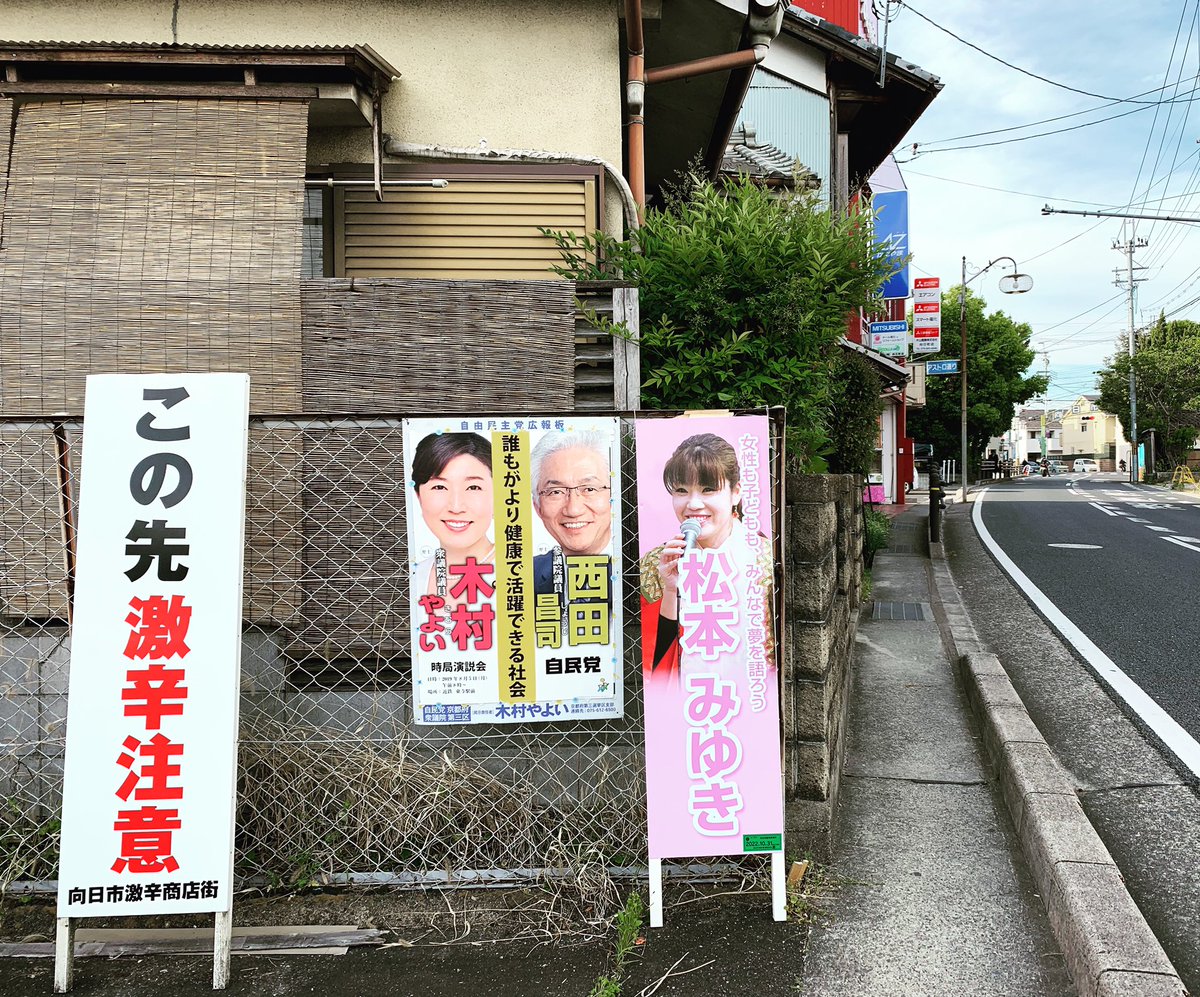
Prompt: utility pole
<box><xmin>1039</xmin><ymin>352</ymin><xmax>1050</xmax><ymax>460</ymax></box>
<box><xmin>1113</xmin><ymin>236</ymin><xmax>1147</xmax><ymax>482</ymax></box>
<box><xmin>960</xmin><ymin>255</ymin><xmax>968</xmax><ymax>498</ymax></box>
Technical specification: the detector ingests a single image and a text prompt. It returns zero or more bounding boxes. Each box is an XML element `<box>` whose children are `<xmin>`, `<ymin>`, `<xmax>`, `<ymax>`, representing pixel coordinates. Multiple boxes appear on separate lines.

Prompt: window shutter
<box><xmin>335</xmin><ymin>176</ymin><xmax>598</xmax><ymax>279</ymax></box>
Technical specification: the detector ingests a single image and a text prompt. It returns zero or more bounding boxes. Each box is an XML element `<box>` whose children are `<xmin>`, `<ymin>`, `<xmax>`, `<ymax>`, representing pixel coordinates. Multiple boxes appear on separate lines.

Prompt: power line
<box><xmin>904</xmin><ymin>154</ymin><xmax>1200</xmax><ymax>213</ymax></box>
<box><xmin>1022</xmin><ymin>218</ymin><xmax>1110</xmax><ymax>265</ymax></box>
<box><xmin>1035</xmin><ymin>292</ymin><xmax>1126</xmax><ymax>338</ymax></box>
<box><xmin>912</xmin><ymin>74</ymin><xmax>1200</xmax><ymax>147</ymax></box>
<box><xmin>1125</xmin><ymin>0</ymin><xmax>1195</xmax><ymax>243</ymax></box>
<box><xmin>896</xmin><ymin>1</ymin><xmax>1200</xmax><ymax>104</ymax></box>
<box><xmin>900</xmin><ymin>169</ymin><xmax>1106</xmax><ymax>204</ymax></box>
<box><xmin>901</xmin><ymin>90</ymin><xmax>1200</xmax><ymax>157</ymax></box>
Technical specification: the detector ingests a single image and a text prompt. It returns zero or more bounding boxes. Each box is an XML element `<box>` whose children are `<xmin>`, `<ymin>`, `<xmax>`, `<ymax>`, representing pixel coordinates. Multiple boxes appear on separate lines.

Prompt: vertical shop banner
<box><xmin>635</xmin><ymin>415</ymin><xmax>783</xmax><ymax>859</ymax></box>
<box><xmin>912</xmin><ymin>276</ymin><xmax>942</xmax><ymax>354</ymax></box>
<box><xmin>404</xmin><ymin>416</ymin><xmax>623</xmax><ymax>725</ymax></box>
<box><xmin>874</xmin><ymin>190</ymin><xmax>910</xmax><ymax>300</ymax></box>
<box><xmin>57</xmin><ymin>373</ymin><xmax>249</xmax><ymax>918</ymax></box>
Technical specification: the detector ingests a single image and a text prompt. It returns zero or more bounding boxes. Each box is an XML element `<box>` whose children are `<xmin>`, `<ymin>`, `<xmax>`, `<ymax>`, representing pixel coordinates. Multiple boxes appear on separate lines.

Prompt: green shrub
<box><xmin>864</xmin><ymin>509</ymin><xmax>891</xmax><ymax>557</ymax></box>
<box><xmin>547</xmin><ymin>171</ymin><xmax>899</xmax><ymax>470</ymax></box>
<box><xmin>827</xmin><ymin>350</ymin><xmax>885</xmax><ymax>474</ymax></box>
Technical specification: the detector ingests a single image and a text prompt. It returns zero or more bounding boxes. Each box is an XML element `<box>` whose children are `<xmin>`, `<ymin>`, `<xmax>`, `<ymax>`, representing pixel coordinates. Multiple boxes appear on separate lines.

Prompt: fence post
<box><xmin>928</xmin><ymin>466</ymin><xmax>944</xmax><ymax>544</ymax></box>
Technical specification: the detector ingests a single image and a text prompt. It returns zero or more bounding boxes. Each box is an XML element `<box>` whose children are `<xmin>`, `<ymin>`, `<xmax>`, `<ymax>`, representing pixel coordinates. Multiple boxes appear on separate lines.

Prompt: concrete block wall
<box><xmin>782</xmin><ymin>473</ymin><xmax>863</xmax><ymax>861</ymax></box>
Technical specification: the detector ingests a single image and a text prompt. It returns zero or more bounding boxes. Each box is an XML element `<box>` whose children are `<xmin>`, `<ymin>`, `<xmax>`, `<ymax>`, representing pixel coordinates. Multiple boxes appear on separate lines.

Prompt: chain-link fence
<box><xmin>0</xmin><ymin>413</ymin><xmax>785</xmax><ymax>891</ymax></box>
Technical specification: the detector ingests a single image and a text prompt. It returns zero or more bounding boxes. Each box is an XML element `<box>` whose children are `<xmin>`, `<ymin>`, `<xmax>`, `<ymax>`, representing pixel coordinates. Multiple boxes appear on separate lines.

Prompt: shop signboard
<box><xmin>869</xmin><ymin>319</ymin><xmax>908</xmax><ymax>357</ymax></box>
<box><xmin>912</xmin><ymin>277</ymin><xmax>942</xmax><ymax>354</ymax></box>
<box><xmin>58</xmin><ymin>373</ymin><xmax>249</xmax><ymax>920</ymax></box>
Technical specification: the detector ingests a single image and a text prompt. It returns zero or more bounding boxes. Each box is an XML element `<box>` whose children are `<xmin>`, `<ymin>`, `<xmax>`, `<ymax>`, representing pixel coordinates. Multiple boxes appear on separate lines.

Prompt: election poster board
<box><xmin>634</xmin><ymin>415</ymin><xmax>784</xmax><ymax>866</ymax></box>
<box><xmin>57</xmin><ymin>374</ymin><xmax>249</xmax><ymax>919</ymax></box>
<box><xmin>404</xmin><ymin>416</ymin><xmax>623</xmax><ymax>725</ymax></box>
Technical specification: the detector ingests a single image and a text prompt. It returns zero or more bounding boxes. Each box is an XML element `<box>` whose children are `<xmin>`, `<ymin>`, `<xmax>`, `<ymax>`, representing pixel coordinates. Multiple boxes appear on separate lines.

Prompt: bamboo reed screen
<box><xmin>0</xmin><ymin>97</ymin><xmax>310</xmax><ymax>621</ymax></box>
<box><xmin>0</xmin><ymin>98</ymin><xmax>308</xmax><ymax>416</ymax></box>
<box><xmin>0</xmin><ymin>98</ymin><xmax>11</xmax><ymax>229</ymax></box>
<box><xmin>300</xmin><ymin>277</ymin><xmax>576</xmax><ymax>412</ymax></box>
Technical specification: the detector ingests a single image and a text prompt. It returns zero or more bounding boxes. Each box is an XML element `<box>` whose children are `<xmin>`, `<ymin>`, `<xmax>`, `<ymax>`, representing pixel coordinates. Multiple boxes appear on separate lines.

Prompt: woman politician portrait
<box><xmin>410</xmin><ymin>432</ymin><xmax>495</xmax><ymax>608</ymax></box>
<box><xmin>639</xmin><ymin>432</ymin><xmax>774</xmax><ymax>679</ymax></box>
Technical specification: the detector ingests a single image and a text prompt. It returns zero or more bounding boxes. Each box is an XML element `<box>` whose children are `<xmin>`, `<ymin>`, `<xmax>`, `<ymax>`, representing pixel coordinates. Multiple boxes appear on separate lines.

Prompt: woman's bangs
<box><xmin>664</xmin><ymin>445</ymin><xmax>727</xmax><ymax>490</ymax></box>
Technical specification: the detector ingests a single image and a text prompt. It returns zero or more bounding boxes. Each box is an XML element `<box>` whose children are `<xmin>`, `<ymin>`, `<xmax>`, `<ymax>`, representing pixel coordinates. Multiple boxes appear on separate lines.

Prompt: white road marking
<box><xmin>1145</xmin><ymin>525</ymin><xmax>1173</xmax><ymax>532</ymax></box>
<box><xmin>1127</xmin><ymin>518</ymin><xmax>1151</xmax><ymax>523</ymax></box>
<box><xmin>1165</xmin><ymin>536</ymin><xmax>1200</xmax><ymax>551</ymax></box>
<box><xmin>1047</xmin><ymin>543</ymin><xmax>1103</xmax><ymax>549</ymax></box>
<box><xmin>1089</xmin><ymin>502</ymin><xmax>1120</xmax><ymax>517</ymax></box>
<box><xmin>975</xmin><ymin>488</ymin><xmax>1200</xmax><ymax>780</ymax></box>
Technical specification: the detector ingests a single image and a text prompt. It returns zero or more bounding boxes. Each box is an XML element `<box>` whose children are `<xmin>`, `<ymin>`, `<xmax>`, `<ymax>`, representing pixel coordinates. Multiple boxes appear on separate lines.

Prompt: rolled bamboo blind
<box><xmin>0</xmin><ymin>98</ymin><xmax>308</xmax><ymax>416</ymax></box>
<box><xmin>0</xmin><ymin>97</ymin><xmax>309</xmax><ymax>619</ymax></box>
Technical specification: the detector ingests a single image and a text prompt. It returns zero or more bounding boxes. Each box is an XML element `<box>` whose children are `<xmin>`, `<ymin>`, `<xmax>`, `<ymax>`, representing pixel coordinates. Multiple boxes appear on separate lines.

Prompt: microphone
<box><xmin>680</xmin><ymin>518</ymin><xmax>702</xmax><ymax>553</ymax></box>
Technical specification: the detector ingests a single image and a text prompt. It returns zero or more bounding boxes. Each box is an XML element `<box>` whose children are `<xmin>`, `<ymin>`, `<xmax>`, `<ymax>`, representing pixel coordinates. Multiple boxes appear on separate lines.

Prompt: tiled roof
<box><xmin>721</xmin><ymin>125</ymin><xmax>821</xmax><ymax>189</ymax></box>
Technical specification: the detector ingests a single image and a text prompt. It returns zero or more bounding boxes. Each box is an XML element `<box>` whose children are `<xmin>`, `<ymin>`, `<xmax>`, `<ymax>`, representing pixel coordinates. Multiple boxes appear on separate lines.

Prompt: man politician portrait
<box><xmin>530</xmin><ymin>430</ymin><xmax>614</xmax><ymax>595</ymax></box>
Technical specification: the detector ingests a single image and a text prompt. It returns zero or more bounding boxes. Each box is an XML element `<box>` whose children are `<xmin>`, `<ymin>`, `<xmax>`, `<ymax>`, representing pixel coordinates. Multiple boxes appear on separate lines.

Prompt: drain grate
<box><xmin>871</xmin><ymin>601</ymin><xmax>931</xmax><ymax>621</ymax></box>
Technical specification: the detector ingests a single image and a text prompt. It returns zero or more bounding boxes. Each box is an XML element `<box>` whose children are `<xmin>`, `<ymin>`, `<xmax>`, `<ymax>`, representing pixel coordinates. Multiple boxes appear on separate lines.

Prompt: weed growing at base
<box><xmin>588</xmin><ymin>889</ymin><xmax>645</xmax><ymax>997</ymax></box>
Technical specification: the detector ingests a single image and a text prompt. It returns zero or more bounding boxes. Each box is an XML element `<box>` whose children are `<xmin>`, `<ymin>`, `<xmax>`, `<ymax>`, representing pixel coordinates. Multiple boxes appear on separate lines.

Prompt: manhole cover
<box><xmin>871</xmin><ymin>601</ymin><xmax>930</xmax><ymax>621</ymax></box>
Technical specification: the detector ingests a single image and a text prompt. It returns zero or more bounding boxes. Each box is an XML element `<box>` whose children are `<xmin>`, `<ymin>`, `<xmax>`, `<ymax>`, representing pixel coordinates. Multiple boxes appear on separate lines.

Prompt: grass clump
<box><xmin>863</xmin><ymin>508</ymin><xmax>891</xmax><ymax>566</ymax></box>
<box><xmin>588</xmin><ymin>890</ymin><xmax>645</xmax><ymax>997</ymax></box>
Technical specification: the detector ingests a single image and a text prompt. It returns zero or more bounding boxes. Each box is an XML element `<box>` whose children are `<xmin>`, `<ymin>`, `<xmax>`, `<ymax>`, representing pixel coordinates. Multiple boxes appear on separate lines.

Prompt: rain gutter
<box><xmin>624</xmin><ymin>0</ymin><xmax>787</xmax><ymax>212</ymax></box>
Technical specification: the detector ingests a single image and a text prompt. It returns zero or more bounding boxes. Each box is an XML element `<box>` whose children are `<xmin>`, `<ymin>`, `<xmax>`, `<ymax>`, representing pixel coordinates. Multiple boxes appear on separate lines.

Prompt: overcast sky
<box><xmin>881</xmin><ymin>0</ymin><xmax>1200</xmax><ymax>400</ymax></box>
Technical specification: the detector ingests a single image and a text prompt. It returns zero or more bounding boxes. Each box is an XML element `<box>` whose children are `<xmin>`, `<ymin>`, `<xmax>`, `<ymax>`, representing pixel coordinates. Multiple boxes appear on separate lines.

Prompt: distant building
<box><xmin>996</xmin><ymin>395</ymin><xmax>1130</xmax><ymax>470</ymax></box>
<box><xmin>996</xmin><ymin>407</ymin><xmax>1064</xmax><ymax>464</ymax></box>
<box><xmin>1060</xmin><ymin>394</ymin><xmax>1128</xmax><ymax>470</ymax></box>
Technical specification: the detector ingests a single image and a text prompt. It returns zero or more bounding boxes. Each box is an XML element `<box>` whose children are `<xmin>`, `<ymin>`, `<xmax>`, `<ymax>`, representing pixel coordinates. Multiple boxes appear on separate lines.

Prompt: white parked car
<box><xmin>1072</xmin><ymin>458</ymin><xmax>1100</xmax><ymax>473</ymax></box>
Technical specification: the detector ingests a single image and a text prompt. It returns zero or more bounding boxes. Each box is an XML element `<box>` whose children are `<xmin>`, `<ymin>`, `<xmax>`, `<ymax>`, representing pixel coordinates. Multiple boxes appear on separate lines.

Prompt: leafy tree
<box><xmin>906</xmin><ymin>287</ymin><xmax>1046</xmax><ymax>473</ymax></box>
<box><xmin>546</xmin><ymin>173</ymin><xmax>898</xmax><ymax>470</ymax></box>
<box><xmin>1097</xmin><ymin>315</ymin><xmax>1200</xmax><ymax>469</ymax></box>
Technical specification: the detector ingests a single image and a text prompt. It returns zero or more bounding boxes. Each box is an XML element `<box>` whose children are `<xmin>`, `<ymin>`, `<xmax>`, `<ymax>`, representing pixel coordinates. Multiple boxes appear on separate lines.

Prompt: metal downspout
<box><xmin>624</xmin><ymin>1</ymin><xmax>786</xmax><ymax>201</ymax></box>
<box><xmin>624</xmin><ymin>0</ymin><xmax>646</xmax><ymax>216</ymax></box>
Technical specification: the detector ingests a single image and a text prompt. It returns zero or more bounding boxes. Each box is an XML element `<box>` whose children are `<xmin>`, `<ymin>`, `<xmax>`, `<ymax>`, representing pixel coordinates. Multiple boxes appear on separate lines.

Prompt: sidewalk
<box><xmin>802</xmin><ymin>505</ymin><xmax>1075</xmax><ymax>996</ymax></box>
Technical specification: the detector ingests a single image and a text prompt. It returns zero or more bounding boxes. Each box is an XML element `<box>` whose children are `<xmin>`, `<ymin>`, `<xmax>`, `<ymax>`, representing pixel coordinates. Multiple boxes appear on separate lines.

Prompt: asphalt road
<box><xmin>942</xmin><ymin>479</ymin><xmax>1200</xmax><ymax>994</ymax></box>
<box><xmin>976</xmin><ymin>472</ymin><xmax>1200</xmax><ymax>744</ymax></box>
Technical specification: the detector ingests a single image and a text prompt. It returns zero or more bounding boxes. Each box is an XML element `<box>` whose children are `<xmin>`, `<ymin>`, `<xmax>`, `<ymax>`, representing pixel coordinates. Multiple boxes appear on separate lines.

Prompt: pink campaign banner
<box><xmin>635</xmin><ymin>415</ymin><xmax>784</xmax><ymax>859</ymax></box>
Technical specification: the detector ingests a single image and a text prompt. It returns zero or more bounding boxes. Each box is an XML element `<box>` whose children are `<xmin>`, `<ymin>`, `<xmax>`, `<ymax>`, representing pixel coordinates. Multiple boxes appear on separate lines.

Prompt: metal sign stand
<box><xmin>214</xmin><ymin>911</ymin><xmax>233</xmax><ymax>989</ymax></box>
<box><xmin>53</xmin><ymin>918</ymin><xmax>74</xmax><ymax>993</ymax></box>
<box><xmin>647</xmin><ymin>852</ymin><xmax>786</xmax><ymax>928</ymax></box>
<box><xmin>53</xmin><ymin>909</ymin><xmax>233</xmax><ymax>992</ymax></box>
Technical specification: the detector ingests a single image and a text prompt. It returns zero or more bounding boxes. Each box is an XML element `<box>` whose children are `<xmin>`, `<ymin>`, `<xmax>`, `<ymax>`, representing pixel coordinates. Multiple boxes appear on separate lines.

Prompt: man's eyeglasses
<box><xmin>538</xmin><ymin>484</ymin><xmax>611</xmax><ymax>504</ymax></box>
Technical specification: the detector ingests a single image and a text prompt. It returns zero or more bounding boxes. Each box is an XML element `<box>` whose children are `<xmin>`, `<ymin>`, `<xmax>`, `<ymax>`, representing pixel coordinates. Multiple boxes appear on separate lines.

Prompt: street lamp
<box><xmin>958</xmin><ymin>256</ymin><xmax>1033</xmax><ymax>501</ymax></box>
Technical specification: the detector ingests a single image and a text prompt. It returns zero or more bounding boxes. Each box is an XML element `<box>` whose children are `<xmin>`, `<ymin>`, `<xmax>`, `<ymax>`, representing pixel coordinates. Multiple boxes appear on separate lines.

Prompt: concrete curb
<box><xmin>927</xmin><ymin>552</ymin><xmax>1188</xmax><ymax>997</ymax></box>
